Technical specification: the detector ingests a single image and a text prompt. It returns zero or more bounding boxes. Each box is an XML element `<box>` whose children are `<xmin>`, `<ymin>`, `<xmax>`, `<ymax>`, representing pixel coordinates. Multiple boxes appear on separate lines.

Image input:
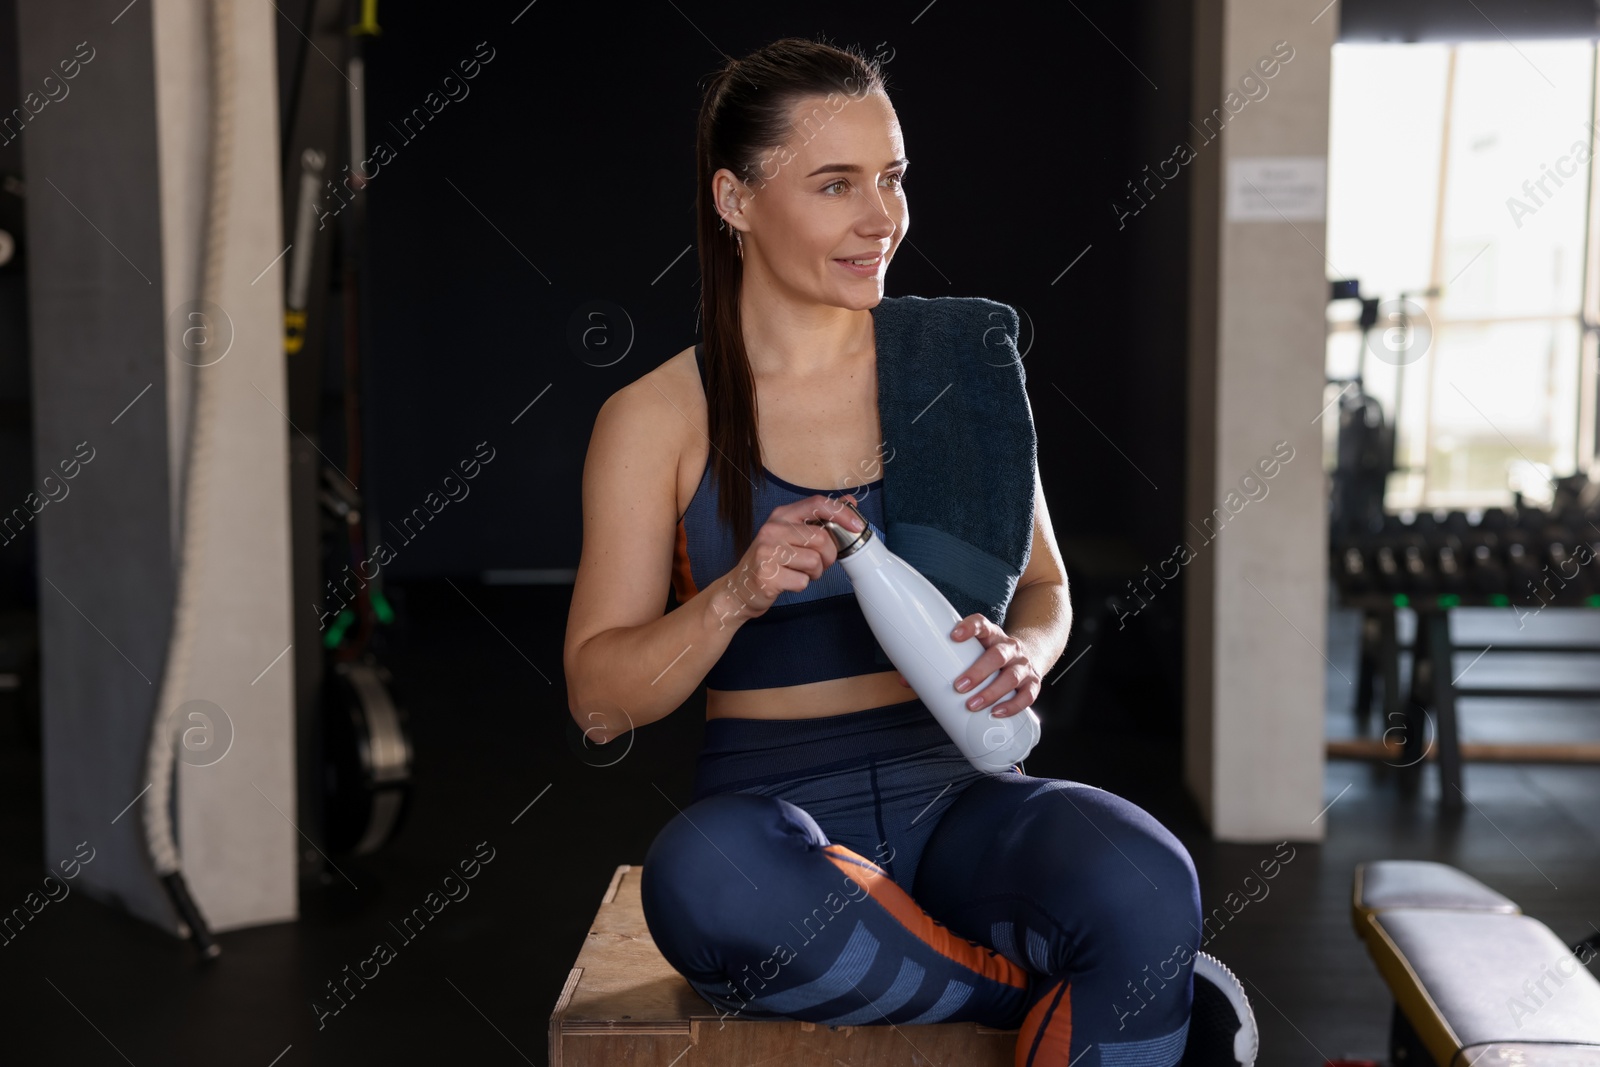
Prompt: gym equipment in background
<box><xmin>320</xmin><ymin>657</ymin><xmax>412</xmax><ymax>856</ymax></box>
<box><xmin>282</xmin><ymin>146</ymin><xmax>325</xmax><ymax>357</ymax></box>
<box><xmin>1324</xmin><ymin>280</ymin><xmax>1600</xmax><ymax>807</ymax></box>
<box><xmin>274</xmin><ymin>0</ymin><xmax>413</xmax><ymax>877</ymax></box>
<box><xmin>1350</xmin><ymin>859</ymin><xmax>1600</xmax><ymax>1065</ymax></box>
<box><xmin>1328</xmin><ymin>467</ymin><xmax>1600</xmax><ymax>807</ymax></box>
<box><xmin>307</xmin><ymin>0</ymin><xmax>413</xmax><ymax>863</ymax></box>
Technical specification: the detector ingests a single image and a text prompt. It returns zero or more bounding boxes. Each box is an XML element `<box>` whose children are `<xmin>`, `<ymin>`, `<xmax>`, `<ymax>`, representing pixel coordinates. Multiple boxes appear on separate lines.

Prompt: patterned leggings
<box><xmin>641</xmin><ymin>698</ymin><xmax>1203</xmax><ymax>1067</ymax></box>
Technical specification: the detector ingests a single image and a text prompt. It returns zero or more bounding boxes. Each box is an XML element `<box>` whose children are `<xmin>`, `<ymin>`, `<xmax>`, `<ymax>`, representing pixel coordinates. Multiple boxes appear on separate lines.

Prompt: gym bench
<box><xmin>1351</xmin><ymin>859</ymin><xmax>1600</xmax><ymax>1065</ymax></box>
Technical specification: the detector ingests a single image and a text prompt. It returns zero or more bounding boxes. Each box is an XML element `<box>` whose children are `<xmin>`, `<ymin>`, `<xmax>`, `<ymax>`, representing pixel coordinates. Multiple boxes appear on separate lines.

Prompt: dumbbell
<box><xmin>1585</xmin><ymin>537</ymin><xmax>1600</xmax><ymax>598</ymax></box>
<box><xmin>1433</xmin><ymin>534</ymin><xmax>1466</xmax><ymax>594</ymax></box>
<box><xmin>1504</xmin><ymin>540</ymin><xmax>1543</xmax><ymax>599</ymax></box>
<box><xmin>1397</xmin><ymin>511</ymin><xmax>1439</xmax><ymax>595</ymax></box>
<box><xmin>1461</xmin><ymin>511</ymin><xmax>1507</xmax><ymax>595</ymax></box>
<box><xmin>1413</xmin><ymin>509</ymin><xmax>1466</xmax><ymax>595</ymax></box>
<box><xmin>1502</xmin><ymin>513</ymin><xmax>1548</xmax><ymax>600</ymax></box>
<box><xmin>1331</xmin><ymin>533</ymin><xmax>1374</xmax><ymax>596</ymax></box>
<box><xmin>1372</xmin><ymin>515</ymin><xmax>1406</xmax><ymax>594</ymax></box>
<box><xmin>1541</xmin><ymin>522</ymin><xmax>1591</xmax><ymax>600</ymax></box>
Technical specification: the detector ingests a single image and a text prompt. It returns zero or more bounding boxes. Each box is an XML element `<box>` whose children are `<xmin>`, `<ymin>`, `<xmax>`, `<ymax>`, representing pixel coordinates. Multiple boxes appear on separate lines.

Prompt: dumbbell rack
<box><xmin>1326</xmin><ymin>381</ymin><xmax>1600</xmax><ymax>804</ymax></box>
<box><xmin>1330</xmin><ymin>590</ymin><xmax>1600</xmax><ymax>809</ymax></box>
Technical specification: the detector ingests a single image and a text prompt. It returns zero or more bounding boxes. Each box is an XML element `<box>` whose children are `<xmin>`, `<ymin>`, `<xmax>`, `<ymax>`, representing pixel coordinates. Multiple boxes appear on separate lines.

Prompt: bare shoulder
<box><xmin>600</xmin><ymin>344</ymin><xmax>701</xmax><ymax>438</ymax></box>
<box><xmin>608</xmin><ymin>345</ymin><xmax>704</xmax><ymax>504</ymax></box>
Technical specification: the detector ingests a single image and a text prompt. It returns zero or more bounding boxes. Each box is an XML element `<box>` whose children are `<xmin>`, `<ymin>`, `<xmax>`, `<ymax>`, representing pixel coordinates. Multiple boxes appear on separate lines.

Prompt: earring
<box><xmin>734</xmin><ymin>230</ymin><xmax>743</xmax><ymax>257</ymax></box>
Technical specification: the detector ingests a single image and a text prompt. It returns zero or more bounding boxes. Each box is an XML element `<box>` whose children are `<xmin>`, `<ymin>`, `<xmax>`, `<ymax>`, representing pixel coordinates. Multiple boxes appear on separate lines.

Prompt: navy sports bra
<box><xmin>671</xmin><ymin>343</ymin><xmax>893</xmax><ymax>690</ymax></box>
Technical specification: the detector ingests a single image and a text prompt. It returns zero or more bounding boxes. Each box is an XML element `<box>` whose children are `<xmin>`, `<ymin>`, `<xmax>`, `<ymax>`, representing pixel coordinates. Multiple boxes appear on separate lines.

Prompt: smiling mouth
<box><xmin>835</xmin><ymin>254</ymin><xmax>885</xmax><ymax>272</ymax></box>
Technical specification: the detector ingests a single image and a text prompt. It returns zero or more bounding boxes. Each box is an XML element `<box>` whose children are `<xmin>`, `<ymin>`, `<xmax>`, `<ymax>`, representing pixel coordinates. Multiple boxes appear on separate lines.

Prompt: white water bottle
<box><xmin>810</xmin><ymin>500</ymin><xmax>1041</xmax><ymax>773</ymax></box>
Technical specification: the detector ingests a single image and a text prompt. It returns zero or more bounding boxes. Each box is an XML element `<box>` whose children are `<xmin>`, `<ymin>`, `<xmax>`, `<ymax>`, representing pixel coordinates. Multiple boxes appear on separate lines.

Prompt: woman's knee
<box><xmin>1024</xmin><ymin>782</ymin><xmax>1200</xmax><ymax>935</ymax></box>
<box><xmin>640</xmin><ymin>792</ymin><xmax>827</xmax><ymax>957</ymax></box>
<box><xmin>1112</xmin><ymin>810</ymin><xmax>1200</xmax><ymax>929</ymax></box>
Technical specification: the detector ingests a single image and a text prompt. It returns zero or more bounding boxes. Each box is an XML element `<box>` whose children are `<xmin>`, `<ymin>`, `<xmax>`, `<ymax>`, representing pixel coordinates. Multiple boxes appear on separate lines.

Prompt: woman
<box><xmin>562</xmin><ymin>37</ymin><xmax>1258</xmax><ymax>1067</ymax></box>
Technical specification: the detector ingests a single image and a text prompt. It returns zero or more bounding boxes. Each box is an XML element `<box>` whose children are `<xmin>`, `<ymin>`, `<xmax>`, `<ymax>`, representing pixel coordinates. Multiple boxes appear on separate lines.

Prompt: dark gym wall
<box><xmin>354</xmin><ymin>1</ymin><xmax>1196</xmax><ymax>583</ymax></box>
<box><xmin>0</xmin><ymin>0</ymin><xmax>33</xmax><ymax>610</ymax></box>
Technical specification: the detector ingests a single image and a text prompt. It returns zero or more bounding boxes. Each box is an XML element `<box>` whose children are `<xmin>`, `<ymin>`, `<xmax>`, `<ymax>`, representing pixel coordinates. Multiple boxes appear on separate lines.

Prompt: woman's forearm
<box><xmin>1002</xmin><ymin>579</ymin><xmax>1073</xmax><ymax>682</ymax></box>
<box><xmin>566</xmin><ymin>578</ymin><xmax>751</xmax><ymax>743</ymax></box>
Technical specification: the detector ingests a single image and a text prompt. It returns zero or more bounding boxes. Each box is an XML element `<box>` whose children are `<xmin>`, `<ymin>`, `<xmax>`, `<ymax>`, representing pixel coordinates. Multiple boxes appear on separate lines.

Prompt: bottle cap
<box><xmin>805</xmin><ymin>498</ymin><xmax>873</xmax><ymax>558</ymax></box>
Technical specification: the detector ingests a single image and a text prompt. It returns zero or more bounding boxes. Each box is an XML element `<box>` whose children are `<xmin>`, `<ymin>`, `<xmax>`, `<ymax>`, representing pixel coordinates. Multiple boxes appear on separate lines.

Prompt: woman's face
<box><xmin>718</xmin><ymin>89</ymin><xmax>908</xmax><ymax>311</ymax></box>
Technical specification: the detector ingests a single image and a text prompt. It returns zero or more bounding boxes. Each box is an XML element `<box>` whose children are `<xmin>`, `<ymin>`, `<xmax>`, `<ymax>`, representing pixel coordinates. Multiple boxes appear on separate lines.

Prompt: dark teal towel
<box><xmin>867</xmin><ymin>295</ymin><xmax>1037</xmax><ymax>650</ymax></box>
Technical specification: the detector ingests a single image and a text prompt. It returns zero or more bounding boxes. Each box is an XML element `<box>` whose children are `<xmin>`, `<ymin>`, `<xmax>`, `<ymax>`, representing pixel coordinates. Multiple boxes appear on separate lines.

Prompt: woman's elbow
<box><xmin>566</xmin><ymin>679</ymin><xmax>635</xmax><ymax>747</ymax></box>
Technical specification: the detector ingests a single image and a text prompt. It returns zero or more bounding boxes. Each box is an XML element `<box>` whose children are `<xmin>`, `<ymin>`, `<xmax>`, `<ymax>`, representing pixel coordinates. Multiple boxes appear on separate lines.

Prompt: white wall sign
<box><xmin>1227</xmin><ymin>157</ymin><xmax>1327</xmax><ymax>221</ymax></box>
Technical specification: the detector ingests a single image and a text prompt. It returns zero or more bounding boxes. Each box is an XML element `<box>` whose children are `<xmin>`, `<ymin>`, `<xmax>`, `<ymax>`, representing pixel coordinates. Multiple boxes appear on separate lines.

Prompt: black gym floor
<box><xmin>1</xmin><ymin>580</ymin><xmax>1597</xmax><ymax>1065</ymax></box>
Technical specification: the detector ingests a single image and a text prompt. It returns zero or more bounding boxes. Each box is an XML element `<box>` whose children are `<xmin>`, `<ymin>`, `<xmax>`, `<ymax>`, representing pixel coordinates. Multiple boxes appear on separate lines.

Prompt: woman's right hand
<box><xmin>714</xmin><ymin>493</ymin><xmax>865</xmax><ymax>629</ymax></box>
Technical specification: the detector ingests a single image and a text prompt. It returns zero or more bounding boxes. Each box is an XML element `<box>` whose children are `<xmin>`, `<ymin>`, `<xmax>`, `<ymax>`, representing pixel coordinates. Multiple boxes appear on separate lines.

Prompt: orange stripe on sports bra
<box><xmin>672</xmin><ymin>518</ymin><xmax>699</xmax><ymax>603</ymax></box>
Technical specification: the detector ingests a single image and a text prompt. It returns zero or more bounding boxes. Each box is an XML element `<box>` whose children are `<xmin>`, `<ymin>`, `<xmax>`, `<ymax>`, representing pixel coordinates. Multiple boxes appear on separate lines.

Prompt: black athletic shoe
<box><xmin>1181</xmin><ymin>951</ymin><xmax>1259</xmax><ymax>1066</ymax></box>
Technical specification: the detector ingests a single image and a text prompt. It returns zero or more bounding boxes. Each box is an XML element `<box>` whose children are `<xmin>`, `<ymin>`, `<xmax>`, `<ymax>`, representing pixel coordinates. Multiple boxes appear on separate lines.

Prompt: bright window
<box><xmin>1323</xmin><ymin>41</ymin><xmax>1599</xmax><ymax>510</ymax></box>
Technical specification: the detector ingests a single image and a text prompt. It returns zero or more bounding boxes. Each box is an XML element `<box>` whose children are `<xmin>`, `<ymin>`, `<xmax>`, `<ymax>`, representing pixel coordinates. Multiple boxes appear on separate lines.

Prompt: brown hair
<box><xmin>694</xmin><ymin>38</ymin><xmax>888</xmax><ymax>557</ymax></box>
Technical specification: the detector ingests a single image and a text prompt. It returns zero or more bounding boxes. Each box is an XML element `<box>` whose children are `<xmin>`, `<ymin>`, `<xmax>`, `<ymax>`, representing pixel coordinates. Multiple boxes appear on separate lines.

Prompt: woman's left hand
<box><xmin>948</xmin><ymin>613</ymin><xmax>1039</xmax><ymax>718</ymax></box>
<box><xmin>889</xmin><ymin>617</ymin><xmax>1036</xmax><ymax>716</ymax></box>
<box><xmin>896</xmin><ymin>614</ymin><xmax>1040</xmax><ymax>718</ymax></box>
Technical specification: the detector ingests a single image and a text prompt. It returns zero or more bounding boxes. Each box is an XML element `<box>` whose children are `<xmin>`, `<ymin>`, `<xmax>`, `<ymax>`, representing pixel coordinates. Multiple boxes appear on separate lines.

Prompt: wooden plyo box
<box><xmin>550</xmin><ymin>864</ymin><xmax>1020</xmax><ymax>1066</ymax></box>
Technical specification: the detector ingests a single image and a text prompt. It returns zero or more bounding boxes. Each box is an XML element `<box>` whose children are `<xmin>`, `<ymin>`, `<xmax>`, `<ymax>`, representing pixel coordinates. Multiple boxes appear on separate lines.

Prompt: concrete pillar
<box><xmin>1184</xmin><ymin>0</ymin><xmax>1335</xmax><ymax>840</ymax></box>
<box><xmin>18</xmin><ymin>0</ymin><xmax>297</xmax><ymax>931</ymax></box>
